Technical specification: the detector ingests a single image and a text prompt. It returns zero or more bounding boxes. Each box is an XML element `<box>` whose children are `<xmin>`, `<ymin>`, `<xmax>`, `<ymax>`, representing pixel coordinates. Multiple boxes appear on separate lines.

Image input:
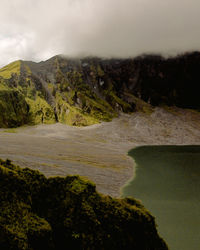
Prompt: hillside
<box><xmin>0</xmin><ymin>52</ymin><xmax>200</xmax><ymax>128</ymax></box>
<box><xmin>0</xmin><ymin>159</ymin><xmax>168</xmax><ymax>250</ymax></box>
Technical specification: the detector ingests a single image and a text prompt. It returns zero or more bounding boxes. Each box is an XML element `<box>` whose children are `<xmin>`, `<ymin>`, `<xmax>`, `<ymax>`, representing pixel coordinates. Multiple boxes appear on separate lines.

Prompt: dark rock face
<box><xmin>128</xmin><ymin>52</ymin><xmax>200</xmax><ymax>108</ymax></box>
<box><xmin>25</xmin><ymin>52</ymin><xmax>200</xmax><ymax>111</ymax></box>
<box><xmin>0</xmin><ymin>159</ymin><xmax>168</xmax><ymax>250</ymax></box>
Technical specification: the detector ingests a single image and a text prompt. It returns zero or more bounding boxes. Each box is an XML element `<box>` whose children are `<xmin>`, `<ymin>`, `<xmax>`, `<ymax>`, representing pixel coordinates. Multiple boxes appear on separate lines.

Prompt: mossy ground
<box><xmin>2</xmin><ymin>128</ymin><xmax>17</xmax><ymax>133</ymax></box>
<box><xmin>0</xmin><ymin>159</ymin><xmax>168</xmax><ymax>250</ymax></box>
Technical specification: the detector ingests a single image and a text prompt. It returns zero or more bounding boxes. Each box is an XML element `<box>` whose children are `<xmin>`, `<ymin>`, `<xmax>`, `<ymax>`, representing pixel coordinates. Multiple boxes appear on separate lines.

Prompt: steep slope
<box><xmin>0</xmin><ymin>159</ymin><xmax>168</xmax><ymax>250</ymax></box>
<box><xmin>0</xmin><ymin>88</ymin><xmax>29</xmax><ymax>127</ymax></box>
<box><xmin>0</xmin><ymin>60</ymin><xmax>21</xmax><ymax>79</ymax></box>
<box><xmin>0</xmin><ymin>61</ymin><xmax>56</xmax><ymax>127</ymax></box>
<box><xmin>0</xmin><ymin>52</ymin><xmax>200</xmax><ymax>128</ymax></box>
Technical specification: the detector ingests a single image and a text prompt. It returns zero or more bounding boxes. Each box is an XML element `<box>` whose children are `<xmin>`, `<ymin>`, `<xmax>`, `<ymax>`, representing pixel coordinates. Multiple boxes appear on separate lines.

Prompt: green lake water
<box><xmin>122</xmin><ymin>146</ymin><xmax>200</xmax><ymax>250</ymax></box>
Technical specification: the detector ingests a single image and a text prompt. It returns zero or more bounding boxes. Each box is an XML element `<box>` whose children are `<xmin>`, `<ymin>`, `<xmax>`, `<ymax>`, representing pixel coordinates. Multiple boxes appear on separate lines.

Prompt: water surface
<box><xmin>122</xmin><ymin>146</ymin><xmax>200</xmax><ymax>250</ymax></box>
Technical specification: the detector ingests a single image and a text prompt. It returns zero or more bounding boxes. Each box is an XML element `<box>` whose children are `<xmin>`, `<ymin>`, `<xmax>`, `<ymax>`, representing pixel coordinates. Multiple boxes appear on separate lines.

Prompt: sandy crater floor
<box><xmin>0</xmin><ymin>107</ymin><xmax>200</xmax><ymax>196</ymax></box>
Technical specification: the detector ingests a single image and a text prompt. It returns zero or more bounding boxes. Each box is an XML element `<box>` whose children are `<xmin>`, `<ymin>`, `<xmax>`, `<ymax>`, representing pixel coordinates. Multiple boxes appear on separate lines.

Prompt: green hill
<box><xmin>0</xmin><ymin>57</ymin><xmax>125</xmax><ymax>127</ymax></box>
<box><xmin>0</xmin><ymin>60</ymin><xmax>21</xmax><ymax>79</ymax></box>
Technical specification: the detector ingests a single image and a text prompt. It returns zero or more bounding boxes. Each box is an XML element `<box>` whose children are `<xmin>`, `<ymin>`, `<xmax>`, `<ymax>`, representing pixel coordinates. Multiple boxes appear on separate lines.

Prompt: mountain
<box><xmin>0</xmin><ymin>52</ymin><xmax>200</xmax><ymax>128</ymax></box>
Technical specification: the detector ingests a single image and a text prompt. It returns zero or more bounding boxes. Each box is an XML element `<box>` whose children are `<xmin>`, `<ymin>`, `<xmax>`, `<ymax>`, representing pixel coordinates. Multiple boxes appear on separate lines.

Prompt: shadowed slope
<box><xmin>0</xmin><ymin>159</ymin><xmax>168</xmax><ymax>250</ymax></box>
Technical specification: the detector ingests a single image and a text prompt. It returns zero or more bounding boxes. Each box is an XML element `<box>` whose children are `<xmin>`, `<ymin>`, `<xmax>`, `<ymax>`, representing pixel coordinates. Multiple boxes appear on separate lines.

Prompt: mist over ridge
<box><xmin>1</xmin><ymin>0</ymin><xmax>200</xmax><ymax>67</ymax></box>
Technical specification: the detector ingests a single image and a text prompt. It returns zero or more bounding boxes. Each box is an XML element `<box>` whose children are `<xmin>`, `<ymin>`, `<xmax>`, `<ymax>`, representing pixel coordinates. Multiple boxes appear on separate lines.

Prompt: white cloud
<box><xmin>0</xmin><ymin>0</ymin><xmax>200</xmax><ymax>66</ymax></box>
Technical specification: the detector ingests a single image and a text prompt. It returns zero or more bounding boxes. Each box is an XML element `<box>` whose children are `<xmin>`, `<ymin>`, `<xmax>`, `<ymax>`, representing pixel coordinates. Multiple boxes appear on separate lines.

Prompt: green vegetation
<box><xmin>56</xmin><ymin>70</ymin><xmax>116</xmax><ymax>125</ymax></box>
<box><xmin>0</xmin><ymin>159</ymin><xmax>168</xmax><ymax>250</ymax></box>
<box><xmin>55</xmin><ymin>92</ymin><xmax>99</xmax><ymax>126</ymax></box>
<box><xmin>0</xmin><ymin>79</ymin><xmax>9</xmax><ymax>90</ymax></box>
<box><xmin>104</xmin><ymin>90</ymin><xmax>133</xmax><ymax>113</ymax></box>
<box><xmin>0</xmin><ymin>61</ymin><xmax>21</xmax><ymax>79</ymax></box>
<box><xmin>0</xmin><ymin>56</ymin><xmax>163</xmax><ymax>128</ymax></box>
<box><xmin>77</xmin><ymin>93</ymin><xmax>115</xmax><ymax>122</ymax></box>
<box><xmin>3</xmin><ymin>128</ymin><xmax>17</xmax><ymax>133</ymax></box>
<box><xmin>26</xmin><ymin>95</ymin><xmax>56</xmax><ymax>125</ymax></box>
<box><xmin>0</xmin><ymin>60</ymin><xmax>121</xmax><ymax>128</ymax></box>
<box><xmin>0</xmin><ymin>89</ymin><xmax>29</xmax><ymax>128</ymax></box>
<box><xmin>124</xmin><ymin>93</ymin><xmax>154</xmax><ymax>114</ymax></box>
<box><xmin>1</xmin><ymin>53</ymin><xmax>200</xmax><ymax>128</ymax></box>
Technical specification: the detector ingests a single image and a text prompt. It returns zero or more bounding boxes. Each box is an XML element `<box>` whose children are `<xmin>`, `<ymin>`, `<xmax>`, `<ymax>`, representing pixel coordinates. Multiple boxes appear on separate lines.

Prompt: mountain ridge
<box><xmin>0</xmin><ymin>52</ymin><xmax>200</xmax><ymax>128</ymax></box>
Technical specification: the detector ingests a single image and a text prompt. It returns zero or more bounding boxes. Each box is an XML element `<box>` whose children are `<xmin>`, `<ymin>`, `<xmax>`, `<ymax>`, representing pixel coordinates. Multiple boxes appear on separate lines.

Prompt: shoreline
<box><xmin>119</xmin><ymin>152</ymin><xmax>136</xmax><ymax>197</ymax></box>
<box><xmin>0</xmin><ymin>108</ymin><xmax>200</xmax><ymax>197</ymax></box>
<box><xmin>122</xmin><ymin>145</ymin><xmax>200</xmax><ymax>250</ymax></box>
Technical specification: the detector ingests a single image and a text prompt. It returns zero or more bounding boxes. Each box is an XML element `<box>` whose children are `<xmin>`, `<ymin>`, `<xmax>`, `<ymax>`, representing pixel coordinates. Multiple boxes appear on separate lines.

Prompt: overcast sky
<box><xmin>0</xmin><ymin>0</ymin><xmax>200</xmax><ymax>67</ymax></box>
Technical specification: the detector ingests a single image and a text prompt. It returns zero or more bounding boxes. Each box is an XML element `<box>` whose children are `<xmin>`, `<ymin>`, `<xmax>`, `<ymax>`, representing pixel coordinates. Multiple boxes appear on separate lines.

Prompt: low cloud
<box><xmin>0</xmin><ymin>0</ymin><xmax>200</xmax><ymax>66</ymax></box>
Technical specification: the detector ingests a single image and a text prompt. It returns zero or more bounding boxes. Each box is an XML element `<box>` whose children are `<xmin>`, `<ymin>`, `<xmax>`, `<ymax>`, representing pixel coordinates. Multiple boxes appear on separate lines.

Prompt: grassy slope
<box><xmin>0</xmin><ymin>61</ymin><xmax>21</xmax><ymax>79</ymax></box>
<box><xmin>0</xmin><ymin>61</ymin><xmax>56</xmax><ymax>127</ymax></box>
<box><xmin>55</xmin><ymin>67</ymin><xmax>117</xmax><ymax>125</ymax></box>
<box><xmin>0</xmin><ymin>159</ymin><xmax>168</xmax><ymax>250</ymax></box>
<box><xmin>0</xmin><ymin>56</ymin><xmax>159</xmax><ymax>128</ymax></box>
<box><xmin>26</xmin><ymin>96</ymin><xmax>56</xmax><ymax>125</ymax></box>
<box><xmin>0</xmin><ymin>59</ymin><xmax>120</xmax><ymax>127</ymax></box>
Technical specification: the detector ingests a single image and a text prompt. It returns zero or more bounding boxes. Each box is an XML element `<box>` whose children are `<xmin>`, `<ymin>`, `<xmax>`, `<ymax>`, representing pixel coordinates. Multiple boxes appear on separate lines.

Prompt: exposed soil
<box><xmin>0</xmin><ymin>107</ymin><xmax>200</xmax><ymax>196</ymax></box>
